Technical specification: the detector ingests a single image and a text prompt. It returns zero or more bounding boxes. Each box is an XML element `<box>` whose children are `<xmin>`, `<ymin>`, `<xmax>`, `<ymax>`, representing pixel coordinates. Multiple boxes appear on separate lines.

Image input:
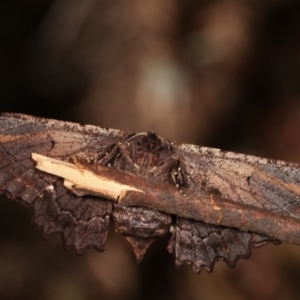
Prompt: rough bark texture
<box><xmin>0</xmin><ymin>113</ymin><xmax>294</xmax><ymax>273</ymax></box>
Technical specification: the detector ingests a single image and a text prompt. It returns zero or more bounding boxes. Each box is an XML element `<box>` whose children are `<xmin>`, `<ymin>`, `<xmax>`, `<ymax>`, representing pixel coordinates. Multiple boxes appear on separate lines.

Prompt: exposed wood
<box><xmin>32</xmin><ymin>153</ymin><xmax>143</xmax><ymax>200</ymax></box>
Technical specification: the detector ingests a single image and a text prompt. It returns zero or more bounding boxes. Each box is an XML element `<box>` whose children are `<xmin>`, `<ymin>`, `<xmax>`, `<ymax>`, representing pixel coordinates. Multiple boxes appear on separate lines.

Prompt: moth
<box><xmin>1</xmin><ymin>113</ymin><xmax>300</xmax><ymax>273</ymax></box>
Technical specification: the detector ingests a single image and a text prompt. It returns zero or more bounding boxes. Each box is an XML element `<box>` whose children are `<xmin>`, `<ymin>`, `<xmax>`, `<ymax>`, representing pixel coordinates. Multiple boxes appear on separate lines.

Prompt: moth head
<box><xmin>125</xmin><ymin>132</ymin><xmax>173</xmax><ymax>170</ymax></box>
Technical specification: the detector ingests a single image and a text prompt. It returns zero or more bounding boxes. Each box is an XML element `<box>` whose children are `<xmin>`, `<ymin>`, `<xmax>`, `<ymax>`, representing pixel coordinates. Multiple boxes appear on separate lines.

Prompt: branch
<box><xmin>32</xmin><ymin>153</ymin><xmax>300</xmax><ymax>245</ymax></box>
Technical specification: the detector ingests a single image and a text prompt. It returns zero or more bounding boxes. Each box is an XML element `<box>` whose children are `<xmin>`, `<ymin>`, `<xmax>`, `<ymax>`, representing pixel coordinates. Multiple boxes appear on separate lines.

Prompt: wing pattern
<box><xmin>176</xmin><ymin>145</ymin><xmax>300</xmax><ymax>219</ymax></box>
<box><xmin>0</xmin><ymin>114</ymin><xmax>282</xmax><ymax>272</ymax></box>
<box><xmin>0</xmin><ymin>113</ymin><xmax>122</xmax><ymax>252</ymax></box>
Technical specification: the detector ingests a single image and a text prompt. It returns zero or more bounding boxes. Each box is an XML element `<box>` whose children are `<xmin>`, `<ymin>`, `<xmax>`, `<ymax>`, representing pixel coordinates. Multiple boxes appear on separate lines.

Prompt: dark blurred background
<box><xmin>1</xmin><ymin>0</ymin><xmax>300</xmax><ymax>299</ymax></box>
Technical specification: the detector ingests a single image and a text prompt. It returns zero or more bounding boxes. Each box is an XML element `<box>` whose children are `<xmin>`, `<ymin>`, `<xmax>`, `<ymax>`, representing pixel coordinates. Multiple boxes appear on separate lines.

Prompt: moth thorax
<box><xmin>127</xmin><ymin>132</ymin><xmax>173</xmax><ymax>170</ymax></box>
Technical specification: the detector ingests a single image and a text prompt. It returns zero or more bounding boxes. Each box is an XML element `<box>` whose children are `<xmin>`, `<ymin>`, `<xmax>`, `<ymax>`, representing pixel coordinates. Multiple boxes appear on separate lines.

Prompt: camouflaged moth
<box><xmin>2</xmin><ymin>113</ymin><xmax>300</xmax><ymax>273</ymax></box>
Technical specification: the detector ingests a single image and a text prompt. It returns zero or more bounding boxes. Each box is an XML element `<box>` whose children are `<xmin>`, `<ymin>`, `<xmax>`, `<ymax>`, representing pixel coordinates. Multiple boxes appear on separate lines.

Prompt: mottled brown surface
<box><xmin>0</xmin><ymin>113</ymin><xmax>284</xmax><ymax>273</ymax></box>
<box><xmin>0</xmin><ymin>113</ymin><xmax>122</xmax><ymax>254</ymax></box>
<box><xmin>168</xmin><ymin>218</ymin><xmax>278</xmax><ymax>273</ymax></box>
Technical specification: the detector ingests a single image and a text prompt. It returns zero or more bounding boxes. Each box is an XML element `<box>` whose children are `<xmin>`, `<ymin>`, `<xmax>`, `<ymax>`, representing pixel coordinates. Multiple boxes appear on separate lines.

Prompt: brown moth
<box><xmin>2</xmin><ymin>113</ymin><xmax>300</xmax><ymax>273</ymax></box>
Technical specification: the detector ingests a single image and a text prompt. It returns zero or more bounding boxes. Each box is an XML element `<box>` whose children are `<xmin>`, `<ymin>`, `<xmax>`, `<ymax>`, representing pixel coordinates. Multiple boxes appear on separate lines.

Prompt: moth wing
<box><xmin>176</xmin><ymin>143</ymin><xmax>300</xmax><ymax>220</ymax></box>
<box><xmin>168</xmin><ymin>218</ymin><xmax>279</xmax><ymax>273</ymax></box>
<box><xmin>172</xmin><ymin>144</ymin><xmax>290</xmax><ymax>271</ymax></box>
<box><xmin>0</xmin><ymin>113</ymin><xmax>126</xmax><ymax>253</ymax></box>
